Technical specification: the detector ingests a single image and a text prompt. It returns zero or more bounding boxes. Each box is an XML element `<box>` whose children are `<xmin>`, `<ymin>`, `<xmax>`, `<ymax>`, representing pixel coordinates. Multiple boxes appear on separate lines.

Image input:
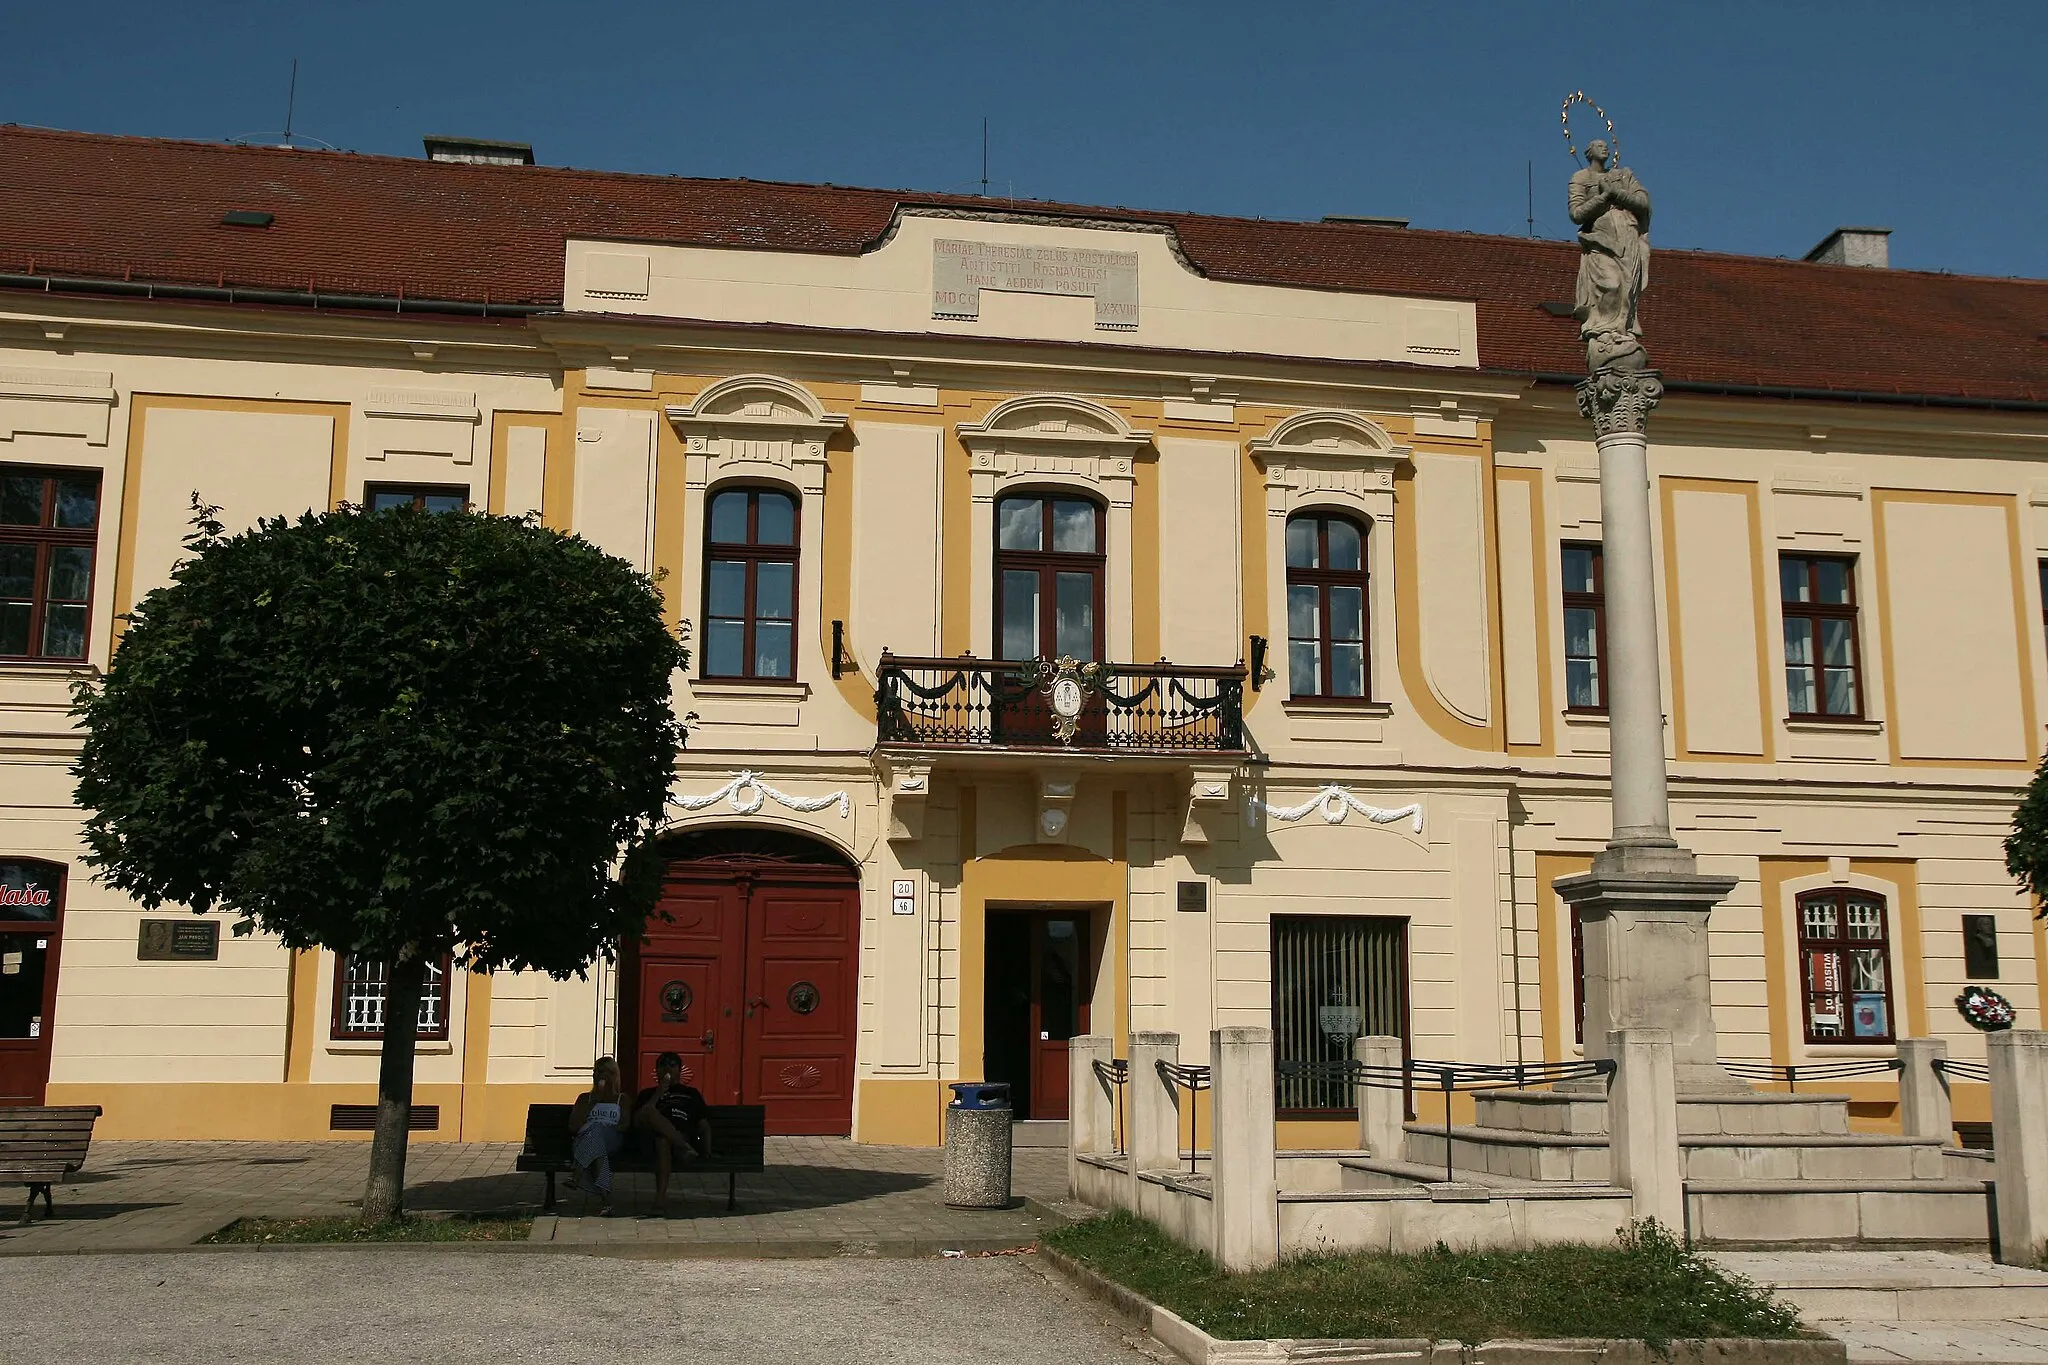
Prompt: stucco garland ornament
<box><xmin>1245</xmin><ymin>785</ymin><xmax>1424</xmax><ymax>834</ymax></box>
<box><xmin>1957</xmin><ymin>985</ymin><xmax>2016</xmax><ymax>1032</ymax></box>
<box><xmin>670</xmin><ymin>770</ymin><xmax>851</xmax><ymax>819</ymax></box>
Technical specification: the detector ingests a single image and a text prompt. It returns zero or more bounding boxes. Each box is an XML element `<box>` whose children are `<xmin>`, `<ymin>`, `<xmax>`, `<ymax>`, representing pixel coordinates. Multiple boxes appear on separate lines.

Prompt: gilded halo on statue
<box><xmin>1560</xmin><ymin>89</ymin><xmax>1619</xmax><ymax>165</ymax></box>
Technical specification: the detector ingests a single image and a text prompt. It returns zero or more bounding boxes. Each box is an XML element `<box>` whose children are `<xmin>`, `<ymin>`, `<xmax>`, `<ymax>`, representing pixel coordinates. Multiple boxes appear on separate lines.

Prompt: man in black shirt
<box><xmin>633</xmin><ymin>1051</ymin><xmax>713</xmax><ymax>1213</ymax></box>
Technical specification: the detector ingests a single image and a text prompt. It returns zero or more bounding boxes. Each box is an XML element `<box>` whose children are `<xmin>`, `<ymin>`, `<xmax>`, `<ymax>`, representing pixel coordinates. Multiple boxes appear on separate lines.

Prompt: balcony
<box><xmin>875</xmin><ymin>653</ymin><xmax>1247</xmax><ymax>755</ymax></box>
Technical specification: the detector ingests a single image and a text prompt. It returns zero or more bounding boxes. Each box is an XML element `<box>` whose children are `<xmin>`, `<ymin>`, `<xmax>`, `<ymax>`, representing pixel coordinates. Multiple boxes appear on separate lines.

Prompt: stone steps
<box><xmin>1687</xmin><ymin>1180</ymin><xmax>1992</xmax><ymax>1249</ymax></box>
<box><xmin>1405</xmin><ymin>1123</ymin><xmax>1957</xmax><ymax>1185</ymax></box>
<box><xmin>1712</xmin><ymin>1250</ymin><xmax>2048</xmax><ymax>1364</ymax></box>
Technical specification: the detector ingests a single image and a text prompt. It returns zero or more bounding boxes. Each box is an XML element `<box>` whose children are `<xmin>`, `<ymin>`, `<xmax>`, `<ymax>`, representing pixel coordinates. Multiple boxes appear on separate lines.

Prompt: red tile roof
<box><xmin>5</xmin><ymin>124</ymin><xmax>2047</xmax><ymax>406</ymax></box>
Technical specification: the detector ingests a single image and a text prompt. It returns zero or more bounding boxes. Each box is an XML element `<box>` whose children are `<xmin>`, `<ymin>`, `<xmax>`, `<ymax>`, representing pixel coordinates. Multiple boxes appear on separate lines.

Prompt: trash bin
<box><xmin>943</xmin><ymin>1081</ymin><xmax>1013</xmax><ymax>1208</ymax></box>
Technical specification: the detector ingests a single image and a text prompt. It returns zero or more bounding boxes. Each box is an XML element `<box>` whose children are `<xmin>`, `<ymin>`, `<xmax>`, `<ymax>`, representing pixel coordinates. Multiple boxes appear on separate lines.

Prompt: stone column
<box><xmin>1988</xmin><ymin>1031</ymin><xmax>2048</xmax><ymax>1266</ymax></box>
<box><xmin>1607</xmin><ymin>1027</ymin><xmax>1683</xmax><ymax>1230</ymax></box>
<box><xmin>1356</xmin><ymin>1034</ymin><xmax>1407</xmax><ymax>1160</ymax></box>
<box><xmin>1553</xmin><ymin>368</ymin><xmax>1742</xmax><ymax>1095</ymax></box>
<box><xmin>1212</xmin><ymin>1026</ymin><xmax>1280</xmax><ymax>1272</ymax></box>
<box><xmin>1897</xmin><ymin>1037</ymin><xmax>1954</xmax><ymax>1144</ymax></box>
<box><xmin>1068</xmin><ymin>1034</ymin><xmax>1115</xmax><ymax>1202</ymax></box>
<box><xmin>1127</xmin><ymin>1031</ymin><xmax>1182</xmax><ymax>1211</ymax></box>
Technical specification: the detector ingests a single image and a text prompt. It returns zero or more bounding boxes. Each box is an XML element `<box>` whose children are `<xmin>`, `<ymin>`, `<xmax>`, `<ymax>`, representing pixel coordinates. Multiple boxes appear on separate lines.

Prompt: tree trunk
<box><xmin>360</xmin><ymin>953</ymin><xmax>429</xmax><ymax>1225</ymax></box>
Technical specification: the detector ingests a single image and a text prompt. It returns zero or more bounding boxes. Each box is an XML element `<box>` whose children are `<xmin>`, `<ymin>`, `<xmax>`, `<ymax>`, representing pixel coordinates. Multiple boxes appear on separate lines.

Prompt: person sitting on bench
<box><xmin>567</xmin><ymin>1055</ymin><xmax>627</xmax><ymax>1216</ymax></box>
<box><xmin>632</xmin><ymin>1051</ymin><xmax>714</xmax><ymax>1213</ymax></box>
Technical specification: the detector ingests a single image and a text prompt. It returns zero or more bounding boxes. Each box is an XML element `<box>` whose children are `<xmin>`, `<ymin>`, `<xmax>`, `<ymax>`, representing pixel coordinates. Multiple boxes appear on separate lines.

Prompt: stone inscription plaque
<box><xmin>932</xmin><ymin>238</ymin><xmax>1139</xmax><ymax>330</ymax></box>
<box><xmin>137</xmin><ymin>918</ymin><xmax>220</xmax><ymax>961</ymax></box>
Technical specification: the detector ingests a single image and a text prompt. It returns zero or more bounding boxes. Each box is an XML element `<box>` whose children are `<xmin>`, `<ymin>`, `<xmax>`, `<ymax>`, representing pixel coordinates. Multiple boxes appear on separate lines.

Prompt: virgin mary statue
<box><xmin>1568</xmin><ymin>138</ymin><xmax>1651</xmax><ymax>372</ymax></box>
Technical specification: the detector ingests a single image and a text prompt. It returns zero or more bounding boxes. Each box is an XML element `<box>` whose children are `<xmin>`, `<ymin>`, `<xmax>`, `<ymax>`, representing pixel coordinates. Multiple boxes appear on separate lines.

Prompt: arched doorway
<box><xmin>619</xmin><ymin>828</ymin><xmax>860</xmax><ymax>1136</ymax></box>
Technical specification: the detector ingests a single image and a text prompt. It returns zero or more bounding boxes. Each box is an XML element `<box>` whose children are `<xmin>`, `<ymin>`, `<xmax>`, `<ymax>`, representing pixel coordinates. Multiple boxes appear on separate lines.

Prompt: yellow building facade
<box><xmin>0</xmin><ymin>128</ymin><xmax>2040</xmax><ymax>1144</ymax></box>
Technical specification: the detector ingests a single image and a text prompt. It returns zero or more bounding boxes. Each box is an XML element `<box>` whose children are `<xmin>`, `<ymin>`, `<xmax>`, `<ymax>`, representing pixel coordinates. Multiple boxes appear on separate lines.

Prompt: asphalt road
<box><xmin>0</xmin><ymin>1249</ymin><xmax>1165</xmax><ymax>1364</ymax></box>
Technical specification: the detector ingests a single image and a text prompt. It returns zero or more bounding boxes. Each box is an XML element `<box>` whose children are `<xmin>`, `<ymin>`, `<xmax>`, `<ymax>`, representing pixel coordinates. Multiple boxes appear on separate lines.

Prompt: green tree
<box><xmin>2007</xmin><ymin>754</ymin><xmax>2048</xmax><ymax>917</ymax></box>
<box><xmin>72</xmin><ymin>501</ymin><xmax>688</xmax><ymax>1222</ymax></box>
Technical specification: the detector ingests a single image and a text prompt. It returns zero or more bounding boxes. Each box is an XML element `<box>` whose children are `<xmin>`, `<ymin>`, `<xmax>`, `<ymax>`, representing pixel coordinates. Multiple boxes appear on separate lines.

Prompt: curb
<box><xmin>1038</xmin><ymin>1247</ymin><xmax>1849</xmax><ymax>1365</ymax></box>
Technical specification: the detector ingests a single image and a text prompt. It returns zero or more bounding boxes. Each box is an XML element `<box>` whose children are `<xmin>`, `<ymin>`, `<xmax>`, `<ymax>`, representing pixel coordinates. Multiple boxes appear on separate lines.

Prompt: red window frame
<box><xmin>1780</xmin><ymin>553</ymin><xmax>1864</xmax><ymax>719</ymax></box>
<box><xmin>993</xmin><ymin>494</ymin><xmax>1106</xmax><ymax>663</ymax></box>
<box><xmin>1284</xmin><ymin>512</ymin><xmax>1371</xmax><ymax>700</ymax></box>
<box><xmin>0</xmin><ymin>465</ymin><xmax>101</xmax><ymax>663</ymax></box>
<box><xmin>1796</xmin><ymin>889</ymin><xmax>1893</xmax><ymax>1044</ymax></box>
<box><xmin>1561</xmin><ymin>542</ymin><xmax>1607</xmax><ymax>713</ymax></box>
<box><xmin>331</xmin><ymin>954</ymin><xmax>453</xmax><ymax>1041</ymax></box>
<box><xmin>701</xmin><ymin>486</ymin><xmax>800</xmax><ymax>681</ymax></box>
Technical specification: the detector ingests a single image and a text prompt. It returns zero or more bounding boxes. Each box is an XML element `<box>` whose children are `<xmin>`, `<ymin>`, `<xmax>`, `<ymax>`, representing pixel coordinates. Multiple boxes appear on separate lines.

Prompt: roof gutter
<box><xmin>0</xmin><ymin>272</ymin><xmax>544</xmax><ymax>318</ymax></box>
<box><xmin>1524</xmin><ymin>371</ymin><xmax>2048</xmax><ymax>415</ymax></box>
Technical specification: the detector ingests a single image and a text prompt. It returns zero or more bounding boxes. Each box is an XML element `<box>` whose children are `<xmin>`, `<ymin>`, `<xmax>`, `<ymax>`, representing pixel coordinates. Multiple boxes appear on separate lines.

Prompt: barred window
<box><xmin>1797</xmin><ymin>890</ymin><xmax>1892</xmax><ymax>1043</ymax></box>
<box><xmin>332</xmin><ymin>955</ymin><xmax>451</xmax><ymax>1040</ymax></box>
<box><xmin>1271</xmin><ymin>915</ymin><xmax>1407</xmax><ymax>1115</ymax></box>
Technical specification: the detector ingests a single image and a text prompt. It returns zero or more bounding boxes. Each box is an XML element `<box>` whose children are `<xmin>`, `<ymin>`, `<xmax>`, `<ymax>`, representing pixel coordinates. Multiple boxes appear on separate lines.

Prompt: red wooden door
<box><xmin>1028</xmin><ymin>914</ymin><xmax>1089</xmax><ymax>1120</ymax></box>
<box><xmin>0</xmin><ymin>862</ymin><xmax>64</xmax><ymax>1107</ymax></box>
<box><xmin>630</xmin><ymin>879</ymin><xmax>745</xmax><ymax>1101</ymax></box>
<box><xmin>740</xmin><ymin>881</ymin><xmax>859</xmax><ymax>1135</ymax></box>
<box><xmin>624</xmin><ymin>855</ymin><xmax>859</xmax><ymax>1135</ymax></box>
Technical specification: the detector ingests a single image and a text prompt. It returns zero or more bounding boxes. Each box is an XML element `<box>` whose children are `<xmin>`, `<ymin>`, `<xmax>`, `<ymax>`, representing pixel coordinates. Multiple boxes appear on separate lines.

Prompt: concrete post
<box><xmin>1356</xmin><ymin>1034</ymin><xmax>1406</xmax><ymax>1160</ymax></box>
<box><xmin>1897</xmin><ymin>1037</ymin><xmax>1953</xmax><ymax>1144</ymax></box>
<box><xmin>1607</xmin><ymin>1027</ymin><xmax>1682</xmax><ymax>1231</ymax></box>
<box><xmin>1068</xmin><ymin>1034</ymin><xmax>1115</xmax><ymax>1202</ymax></box>
<box><xmin>1552</xmin><ymin>371</ymin><xmax>1743</xmax><ymax>1097</ymax></box>
<box><xmin>1212</xmin><ymin>1026</ymin><xmax>1279</xmax><ymax>1272</ymax></box>
<box><xmin>1127</xmin><ymin>1031</ymin><xmax>1182</xmax><ymax>1212</ymax></box>
<box><xmin>1988</xmin><ymin>1031</ymin><xmax>2048</xmax><ymax>1266</ymax></box>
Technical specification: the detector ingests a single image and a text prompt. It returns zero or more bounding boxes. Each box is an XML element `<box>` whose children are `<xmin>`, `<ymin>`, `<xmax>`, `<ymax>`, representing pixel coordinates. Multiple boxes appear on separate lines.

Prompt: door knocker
<box><xmin>659</xmin><ymin>979</ymin><xmax>694</xmax><ymax>1022</ymax></box>
<box><xmin>786</xmin><ymin>981</ymin><xmax>821</xmax><ymax>1015</ymax></box>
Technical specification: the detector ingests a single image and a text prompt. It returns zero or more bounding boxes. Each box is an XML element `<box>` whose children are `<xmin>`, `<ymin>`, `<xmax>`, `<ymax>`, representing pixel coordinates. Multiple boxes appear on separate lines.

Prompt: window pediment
<box><xmin>1251</xmin><ymin>409</ymin><xmax>1410</xmax><ymax>517</ymax></box>
<box><xmin>667</xmin><ymin>375</ymin><xmax>845</xmax><ymax>494</ymax></box>
<box><xmin>959</xmin><ymin>394</ymin><xmax>1147</xmax><ymax>507</ymax></box>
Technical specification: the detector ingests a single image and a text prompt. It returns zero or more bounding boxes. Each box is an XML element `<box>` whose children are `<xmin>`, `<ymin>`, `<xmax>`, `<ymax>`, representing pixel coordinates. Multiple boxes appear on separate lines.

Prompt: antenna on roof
<box><xmin>980</xmin><ymin>117</ymin><xmax>989</xmax><ymax>197</ymax></box>
<box><xmin>1526</xmin><ymin>159</ymin><xmax>1535</xmax><ymax>237</ymax></box>
<box><xmin>226</xmin><ymin>57</ymin><xmax>337</xmax><ymax>150</ymax></box>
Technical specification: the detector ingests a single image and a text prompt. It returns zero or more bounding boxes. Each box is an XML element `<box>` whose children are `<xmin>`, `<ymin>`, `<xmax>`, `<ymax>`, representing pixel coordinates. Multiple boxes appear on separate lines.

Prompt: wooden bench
<box><xmin>515</xmin><ymin>1103</ymin><xmax>766</xmax><ymax>1212</ymax></box>
<box><xmin>0</xmin><ymin>1105</ymin><xmax>102</xmax><ymax>1224</ymax></box>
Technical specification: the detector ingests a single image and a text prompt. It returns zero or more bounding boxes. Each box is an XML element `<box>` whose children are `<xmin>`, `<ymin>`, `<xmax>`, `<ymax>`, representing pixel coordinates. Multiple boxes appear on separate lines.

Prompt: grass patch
<box><xmin>1044</xmin><ymin>1211</ymin><xmax>1800</xmax><ymax>1347</ymax></box>
<box><xmin>204</xmin><ymin>1214</ymin><xmax>532</xmax><ymax>1245</ymax></box>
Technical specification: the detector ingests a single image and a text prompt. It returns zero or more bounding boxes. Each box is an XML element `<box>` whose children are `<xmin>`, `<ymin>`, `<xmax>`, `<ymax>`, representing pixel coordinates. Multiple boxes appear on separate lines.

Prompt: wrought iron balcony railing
<box><xmin>875</xmin><ymin>653</ymin><xmax>1246</xmax><ymax>754</ymax></box>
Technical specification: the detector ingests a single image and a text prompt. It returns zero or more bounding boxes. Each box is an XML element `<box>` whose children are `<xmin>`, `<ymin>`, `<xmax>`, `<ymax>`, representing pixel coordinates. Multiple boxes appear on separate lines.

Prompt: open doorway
<box><xmin>983</xmin><ymin>908</ymin><xmax>1093</xmax><ymax>1120</ymax></box>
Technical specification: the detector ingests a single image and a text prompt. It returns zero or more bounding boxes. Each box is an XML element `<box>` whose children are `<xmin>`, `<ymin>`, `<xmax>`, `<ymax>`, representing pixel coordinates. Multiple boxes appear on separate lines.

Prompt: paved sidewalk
<box><xmin>0</xmin><ymin>1137</ymin><xmax>1077</xmax><ymax>1256</ymax></box>
<box><xmin>0</xmin><ymin>1249</ymin><xmax>1167</xmax><ymax>1364</ymax></box>
<box><xmin>1715</xmin><ymin>1250</ymin><xmax>2048</xmax><ymax>1364</ymax></box>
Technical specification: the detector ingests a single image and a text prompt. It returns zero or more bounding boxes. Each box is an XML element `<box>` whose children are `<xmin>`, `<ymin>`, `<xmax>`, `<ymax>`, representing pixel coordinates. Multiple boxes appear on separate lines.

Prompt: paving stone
<box><xmin>0</xmin><ymin>1137</ymin><xmax>1077</xmax><ymax>1256</ymax></box>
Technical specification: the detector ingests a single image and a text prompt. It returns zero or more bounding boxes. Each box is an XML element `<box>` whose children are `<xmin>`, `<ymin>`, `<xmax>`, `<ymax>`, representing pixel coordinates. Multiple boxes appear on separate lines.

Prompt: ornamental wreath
<box><xmin>1957</xmin><ymin>985</ymin><xmax>2017</xmax><ymax>1032</ymax></box>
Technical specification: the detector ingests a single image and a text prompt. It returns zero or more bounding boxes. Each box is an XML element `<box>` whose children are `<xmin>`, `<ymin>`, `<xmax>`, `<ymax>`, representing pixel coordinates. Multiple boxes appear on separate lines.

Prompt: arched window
<box><xmin>995</xmin><ymin>493</ymin><xmax>1104</xmax><ymax>662</ymax></box>
<box><xmin>1285</xmin><ymin>512</ymin><xmax>1369</xmax><ymax>698</ymax></box>
<box><xmin>703</xmin><ymin>486</ymin><xmax>798</xmax><ymax>680</ymax></box>
<box><xmin>1796</xmin><ymin>888</ymin><xmax>1893</xmax><ymax>1043</ymax></box>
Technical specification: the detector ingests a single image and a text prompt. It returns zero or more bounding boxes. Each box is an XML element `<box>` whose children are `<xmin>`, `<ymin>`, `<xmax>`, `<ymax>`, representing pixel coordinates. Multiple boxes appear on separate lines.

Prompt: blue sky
<box><xmin>7</xmin><ymin>1</ymin><xmax>2046</xmax><ymax>278</ymax></box>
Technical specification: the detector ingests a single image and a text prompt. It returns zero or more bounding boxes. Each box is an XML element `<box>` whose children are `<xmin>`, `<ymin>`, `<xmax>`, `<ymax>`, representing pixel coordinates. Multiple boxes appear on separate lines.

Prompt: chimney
<box><xmin>1804</xmin><ymin>227</ymin><xmax>1890</xmax><ymax>268</ymax></box>
<box><xmin>422</xmin><ymin>135</ymin><xmax>534</xmax><ymax>166</ymax></box>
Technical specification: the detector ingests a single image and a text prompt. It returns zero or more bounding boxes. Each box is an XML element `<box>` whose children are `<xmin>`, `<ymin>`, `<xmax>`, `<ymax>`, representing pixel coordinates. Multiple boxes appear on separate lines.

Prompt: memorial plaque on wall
<box><xmin>137</xmin><ymin>919</ymin><xmax>221</xmax><ymax>961</ymax></box>
<box><xmin>1177</xmin><ymin>880</ymin><xmax>1209</xmax><ymax>913</ymax></box>
<box><xmin>932</xmin><ymin>238</ymin><xmax>1139</xmax><ymax>330</ymax></box>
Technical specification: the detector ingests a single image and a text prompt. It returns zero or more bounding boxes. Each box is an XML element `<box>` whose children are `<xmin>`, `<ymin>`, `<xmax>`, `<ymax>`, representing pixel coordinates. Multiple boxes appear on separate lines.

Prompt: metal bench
<box><xmin>0</xmin><ymin>1105</ymin><xmax>102</xmax><ymax>1224</ymax></box>
<box><xmin>515</xmin><ymin>1102</ymin><xmax>766</xmax><ymax>1212</ymax></box>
